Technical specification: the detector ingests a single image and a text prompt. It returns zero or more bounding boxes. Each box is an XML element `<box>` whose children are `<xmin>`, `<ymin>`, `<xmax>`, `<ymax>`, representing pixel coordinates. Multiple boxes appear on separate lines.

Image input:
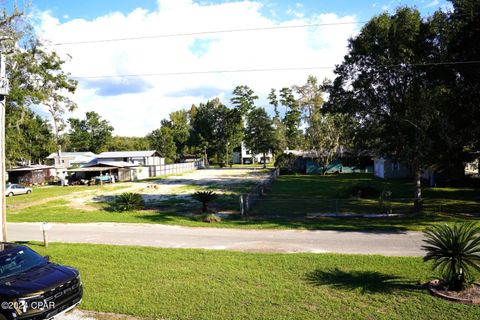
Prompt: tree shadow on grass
<box><xmin>305</xmin><ymin>268</ymin><xmax>423</xmax><ymax>294</ymax></box>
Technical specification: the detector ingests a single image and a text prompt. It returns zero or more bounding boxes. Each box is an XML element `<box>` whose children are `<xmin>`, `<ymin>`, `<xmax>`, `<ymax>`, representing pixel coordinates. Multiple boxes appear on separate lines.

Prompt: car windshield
<box><xmin>0</xmin><ymin>247</ymin><xmax>47</xmax><ymax>279</ymax></box>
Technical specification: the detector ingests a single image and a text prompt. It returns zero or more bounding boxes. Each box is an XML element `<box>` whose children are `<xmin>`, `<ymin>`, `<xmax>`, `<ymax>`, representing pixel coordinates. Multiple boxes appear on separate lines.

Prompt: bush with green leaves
<box><xmin>274</xmin><ymin>153</ymin><xmax>303</xmax><ymax>174</ymax></box>
<box><xmin>422</xmin><ymin>223</ymin><xmax>480</xmax><ymax>291</ymax></box>
<box><xmin>199</xmin><ymin>213</ymin><xmax>222</xmax><ymax>223</ymax></box>
<box><xmin>191</xmin><ymin>191</ymin><xmax>217</xmax><ymax>212</ymax></box>
<box><xmin>113</xmin><ymin>192</ymin><xmax>145</xmax><ymax>211</ymax></box>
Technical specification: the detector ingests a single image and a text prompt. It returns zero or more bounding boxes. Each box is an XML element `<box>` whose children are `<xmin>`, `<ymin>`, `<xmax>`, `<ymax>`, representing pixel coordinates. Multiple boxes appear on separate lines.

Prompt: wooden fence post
<box><xmin>240</xmin><ymin>195</ymin><xmax>244</xmax><ymax>217</ymax></box>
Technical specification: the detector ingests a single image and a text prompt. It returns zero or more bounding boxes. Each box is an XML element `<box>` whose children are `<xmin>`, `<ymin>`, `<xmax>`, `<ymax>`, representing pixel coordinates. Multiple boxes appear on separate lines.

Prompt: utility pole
<box><xmin>0</xmin><ymin>52</ymin><xmax>10</xmax><ymax>241</ymax></box>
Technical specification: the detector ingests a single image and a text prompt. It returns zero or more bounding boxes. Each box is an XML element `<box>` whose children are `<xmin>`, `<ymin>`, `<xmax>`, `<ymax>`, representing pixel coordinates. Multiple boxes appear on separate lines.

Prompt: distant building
<box><xmin>46</xmin><ymin>152</ymin><xmax>97</xmax><ymax>169</ymax></box>
<box><xmin>44</xmin><ymin>150</ymin><xmax>170</xmax><ymax>182</ymax></box>
<box><xmin>232</xmin><ymin>143</ymin><xmax>273</xmax><ymax>164</ymax></box>
<box><xmin>68</xmin><ymin>161</ymin><xmax>141</xmax><ymax>182</ymax></box>
<box><xmin>7</xmin><ymin>165</ymin><xmax>55</xmax><ymax>185</ymax></box>
<box><xmin>374</xmin><ymin>157</ymin><xmax>411</xmax><ymax>179</ymax></box>
<box><xmin>96</xmin><ymin>150</ymin><xmax>164</xmax><ymax>166</ymax></box>
<box><xmin>465</xmin><ymin>153</ymin><xmax>479</xmax><ymax>176</ymax></box>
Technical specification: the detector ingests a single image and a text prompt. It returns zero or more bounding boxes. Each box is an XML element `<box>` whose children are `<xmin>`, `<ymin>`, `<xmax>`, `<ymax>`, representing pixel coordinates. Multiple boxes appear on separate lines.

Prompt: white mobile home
<box><xmin>96</xmin><ymin>150</ymin><xmax>164</xmax><ymax>166</ymax></box>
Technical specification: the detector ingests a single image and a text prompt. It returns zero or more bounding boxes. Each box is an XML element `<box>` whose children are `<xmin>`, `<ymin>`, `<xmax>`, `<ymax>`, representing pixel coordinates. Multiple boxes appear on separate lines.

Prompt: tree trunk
<box><xmin>204</xmin><ymin>147</ymin><xmax>208</xmax><ymax>168</ymax></box>
<box><xmin>413</xmin><ymin>167</ymin><xmax>423</xmax><ymax>213</ymax></box>
<box><xmin>202</xmin><ymin>202</ymin><xmax>208</xmax><ymax>213</ymax></box>
<box><xmin>263</xmin><ymin>152</ymin><xmax>266</xmax><ymax>169</ymax></box>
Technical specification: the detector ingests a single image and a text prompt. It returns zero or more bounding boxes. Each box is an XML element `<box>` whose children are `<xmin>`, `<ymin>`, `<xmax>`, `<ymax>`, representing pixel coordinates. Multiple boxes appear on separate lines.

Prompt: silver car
<box><xmin>5</xmin><ymin>184</ymin><xmax>32</xmax><ymax>197</ymax></box>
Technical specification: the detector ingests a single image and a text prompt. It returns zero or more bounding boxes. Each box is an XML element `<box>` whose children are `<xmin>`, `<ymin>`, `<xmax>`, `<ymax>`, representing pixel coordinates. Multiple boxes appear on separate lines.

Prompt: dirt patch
<box><xmin>59</xmin><ymin>309</ymin><xmax>144</xmax><ymax>320</ymax></box>
<box><xmin>428</xmin><ymin>280</ymin><xmax>480</xmax><ymax>304</ymax></box>
<box><xmin>10</xmin><ymin>169</ymin><xmax>270</xmax><ymax>214</ymax></box>
<box><xmin>74</xmin><ymin>168</ymin><xmax>269</xmax><ymax>207</ymax></box>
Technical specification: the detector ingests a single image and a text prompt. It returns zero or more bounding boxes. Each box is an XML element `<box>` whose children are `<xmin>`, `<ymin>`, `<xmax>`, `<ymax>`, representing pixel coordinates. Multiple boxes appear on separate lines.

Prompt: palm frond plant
<box><xmin>200</xmin><ymin>213</ymin><xmax>222</xmax><ymax>223</ymax></box>
<box><xmin>113</xmin><ymin>192</ymin><xmax>145</xmax><ymax>211</ymax></box>
<box><xmin>191</xmin><ymin>191</ymin><xmax>217</xmax><ymax>213</ymax></box>
<box><xmin>422</xmin><ymin>223</ymin><xmax>480</xmax><ymax>291</ymax></box>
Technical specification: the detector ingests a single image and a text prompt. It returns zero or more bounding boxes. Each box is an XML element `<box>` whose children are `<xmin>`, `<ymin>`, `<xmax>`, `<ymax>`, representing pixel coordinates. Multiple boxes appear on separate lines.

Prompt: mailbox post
<box><xmin>41</xmin><ymin>222</ymin><xmax>52</xmax><ymax>247</ymax></box>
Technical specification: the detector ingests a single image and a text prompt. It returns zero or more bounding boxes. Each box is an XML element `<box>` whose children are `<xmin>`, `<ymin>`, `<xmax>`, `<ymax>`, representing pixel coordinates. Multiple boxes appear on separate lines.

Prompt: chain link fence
<box><xmin>247</xmin><ymin>197</ymin><xmax>480</xmax><ymax>216</ymax></box>
<box><xmin>240</xmin><ymin>174</ymin><xmax>480</xmax><ymax>217</ymax></box>
<box><xmin>240</xmin><ymin>168</ymin><xmax>279</xmax><ymax>216</ymax></box>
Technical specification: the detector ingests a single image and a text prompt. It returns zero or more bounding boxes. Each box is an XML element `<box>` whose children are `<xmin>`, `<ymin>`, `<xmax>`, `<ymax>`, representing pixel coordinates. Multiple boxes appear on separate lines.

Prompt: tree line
<box><xmin>62</xmin><ymin>77</ymin><xmax>342</xmax><ymax>167</ymax></box>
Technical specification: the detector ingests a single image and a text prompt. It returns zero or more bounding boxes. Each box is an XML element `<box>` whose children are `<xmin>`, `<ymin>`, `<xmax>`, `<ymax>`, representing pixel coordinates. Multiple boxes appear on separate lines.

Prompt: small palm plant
<box><xmin>191</xmin><ymin>191</ymin><xmax>217</xmax><ymax>213</ymax></box>
<box><xmin>113</xmin><ymin>192</ymin><xmax>145</xmax><ymax>211</ymax></box>
<box><xmin>422</xmin><ymin>223</ymin><xmax>480</xmax><ymax>291</ymax></box>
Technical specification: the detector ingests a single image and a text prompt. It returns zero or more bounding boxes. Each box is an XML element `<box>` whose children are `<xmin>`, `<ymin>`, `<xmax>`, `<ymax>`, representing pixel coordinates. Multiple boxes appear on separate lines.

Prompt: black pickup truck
<box><xmin>0</xmin><ymin>243</ymin><xmax>83</xmax><ymax>320</ymax></box>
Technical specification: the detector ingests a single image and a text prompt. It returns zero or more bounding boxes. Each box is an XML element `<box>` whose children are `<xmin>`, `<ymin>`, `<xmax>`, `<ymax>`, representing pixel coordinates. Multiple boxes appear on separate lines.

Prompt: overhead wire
<box><xmin>70</xmin><ymin>60</ymin><xmax>480</xmax><ymax>79</ymax></box>
<box><xmin>50</xmin><ymin>21</ymin><xmax>368</xmax><ymax>46</ymax></box>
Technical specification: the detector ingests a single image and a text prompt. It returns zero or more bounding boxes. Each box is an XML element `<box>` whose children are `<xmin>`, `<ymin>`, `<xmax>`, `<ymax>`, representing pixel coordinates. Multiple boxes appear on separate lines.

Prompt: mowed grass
<box><xmin>7</xmin><ymin>173</ymin><xmax>480</xmax><ymax>232</ymax></box>
<box><xmin>5</xmin><ymin>184</ymin><xmax>128</xmax><ymax>206</ymax></box>
<box><xmin>252</xmin><ymin>173</ymin><xmax>480</xmax><ymax>216</ymax></box>
<box><xmin>7</xmin><ymin>198</ymin><xmax>477</xmax><ymax>232</ymax></box>
<box><xmin>26</xmin><ymin>242</ymin><xmax>479</xmax><ymax>320</ymax></box>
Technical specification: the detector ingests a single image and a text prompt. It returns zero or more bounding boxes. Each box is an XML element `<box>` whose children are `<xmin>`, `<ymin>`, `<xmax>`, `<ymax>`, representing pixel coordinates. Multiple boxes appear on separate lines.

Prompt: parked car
<box><xmin>5</xmin><ymin>184</ymin><xmax>32</xmax><ymax>197</ymax></box>
<box><xmin>0</xmin><ymin>243</ymin><xmax>83</xmax><ymax>320</ymax></box>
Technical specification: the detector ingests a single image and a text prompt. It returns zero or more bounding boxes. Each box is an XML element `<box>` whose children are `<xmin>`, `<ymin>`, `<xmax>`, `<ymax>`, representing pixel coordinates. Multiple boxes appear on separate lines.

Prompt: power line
<box><xmin>50</xmin><ymin>21</ymin><xmax>367</xmax><ymax>46</ymax></box>
<box><xmin>46</xmin><ymin>12</ymin><xmax>480</xmax><ymax>47</ymax></box>
<box><xmin>70</xmin><ymin>60</ymin><xmax>480</xmax><ymax>79</ymax></box>
<box><xmin>71</xmin><ymin>66</ymin><xmax>333</xmax><ymax>79</ymax></box>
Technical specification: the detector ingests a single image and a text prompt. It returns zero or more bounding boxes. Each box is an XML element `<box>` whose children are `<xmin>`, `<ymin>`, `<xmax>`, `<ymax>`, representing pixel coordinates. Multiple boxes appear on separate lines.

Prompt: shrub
<box><xmin>199</xmin><ymin>213</ymin><xmax>222</xmax><ymax>223</ymax></box>
<box><xmin>348</xmin><ymin>183</ymin><xmax>380</xmax><ymax>198</ymax></box>
<box><xmin>379</xmin><ymin>190</ymin><xmax>393</xmax><ymax>213</ymax></box>
<box><xmin>191</xmin><ymin>191</ymin><xmax>218</xmax><ymax>212</ymax></box>
<box><xmin>422</xmin><ymin>223</ymin><xmax>480</xmax><ymax>291</ymax></box>
<box><xmin>113</xmin><ymin>192</ymin><xmax>145</xmax><ymax>211</ymax></box>
<box><xmin>275</xmin><ymin>153</ymin><xmax>305</xmax><ymax>174</ymax></box>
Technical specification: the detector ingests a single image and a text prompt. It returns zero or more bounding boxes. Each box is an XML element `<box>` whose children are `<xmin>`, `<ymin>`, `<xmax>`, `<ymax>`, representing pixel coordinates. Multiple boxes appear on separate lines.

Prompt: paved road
<box><xmin>8</xmin><ymin>222</ymin><xmax>425</xmax><ymax>256</ymax></box>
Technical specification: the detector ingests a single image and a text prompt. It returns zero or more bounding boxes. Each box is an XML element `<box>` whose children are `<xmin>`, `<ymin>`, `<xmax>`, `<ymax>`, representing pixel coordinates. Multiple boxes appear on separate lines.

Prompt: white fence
<box><xmin>148</xmin><ymin>161</ymin><xmax>203</xmax><ymax>177</ymax></box>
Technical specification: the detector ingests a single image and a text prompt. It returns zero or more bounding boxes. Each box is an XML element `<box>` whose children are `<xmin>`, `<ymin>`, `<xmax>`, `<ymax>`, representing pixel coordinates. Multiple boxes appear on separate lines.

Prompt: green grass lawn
<box><xmin>5</xmin><ymin>184</ymin><xmax>129</xmax><ymax>209</ymax></box>
<box><xmin>252</xmin><ymin>173</ymin><xmax>480</xmax><ymax>216</ymax></box>
<box><xmin>7</xmin><ymin>198</ymin><xmax>477</xmax><ymax>232</ymax></box>
<box><xmin>26</xmin><ymin>242</ymin><xmax>479</xmax><ymax>320</ymax></box>
<box><xmin>6</xmin><ymin>173</ymin><xmax>480</xmax><ymax>232</ymax></box>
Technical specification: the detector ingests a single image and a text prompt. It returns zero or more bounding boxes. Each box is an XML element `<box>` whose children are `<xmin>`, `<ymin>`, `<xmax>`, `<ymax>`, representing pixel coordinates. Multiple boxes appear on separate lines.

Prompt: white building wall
<box><xmin>374</xmin><ymin>158</ymin><xmax>385</xmax><ymax>179</ymax></box>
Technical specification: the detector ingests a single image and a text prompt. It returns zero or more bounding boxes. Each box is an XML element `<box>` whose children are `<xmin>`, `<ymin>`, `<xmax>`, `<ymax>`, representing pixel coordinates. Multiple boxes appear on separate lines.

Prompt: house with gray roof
<box><xmin>46</xmin><ymin>152</ymin><xmax>97</xmax><ymax>169</ymax></box>
<box><xmin>96</xmin><ymin>150</ymin><xmax>164</xmax><ymax>166</ymax></box>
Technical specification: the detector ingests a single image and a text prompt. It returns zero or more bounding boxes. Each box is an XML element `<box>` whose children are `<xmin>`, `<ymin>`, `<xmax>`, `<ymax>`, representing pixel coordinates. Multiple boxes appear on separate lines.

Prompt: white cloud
<box><xmin>35</xmin><ymin>0</ymin><xmax>359</xmax><ymax>136</ymax></box>
<box><xmin>425</xmin><ymin>0</ymin><xmax>440</xmax><ymax>8</ymax></box>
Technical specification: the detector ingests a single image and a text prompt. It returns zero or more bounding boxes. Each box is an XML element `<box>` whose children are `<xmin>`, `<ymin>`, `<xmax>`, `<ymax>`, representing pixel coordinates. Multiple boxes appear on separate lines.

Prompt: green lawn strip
<box><xmin>6</xmin><ymin>184</ymin><xmax>128</xmax><ymax>206</ymax></box>
<box><xmin>7</xmin><ymin>200</ymin><xmax>179</xmax><ymax>224</ymax></box>
<box><xmin>6</xmin><ymin>199</ymin><xmax>478</xmax><ymax>232</ymax></box>
<box><xmin>26</xmin><ymin>242</ymin><xmax>479</xmax><ymax>320</ymax></box>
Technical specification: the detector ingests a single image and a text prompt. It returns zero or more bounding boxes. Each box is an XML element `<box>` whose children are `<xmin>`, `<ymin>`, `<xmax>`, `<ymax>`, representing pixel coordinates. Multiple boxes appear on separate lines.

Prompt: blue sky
<box><xmin>6</xmin><ymin>0</ymin><xmax>453</xmax><ymax>136</ymax></box>
<box><xmin>23</xmin><ymin>0</ymin><xmax>451</xmax><ymax>22</ymax></box>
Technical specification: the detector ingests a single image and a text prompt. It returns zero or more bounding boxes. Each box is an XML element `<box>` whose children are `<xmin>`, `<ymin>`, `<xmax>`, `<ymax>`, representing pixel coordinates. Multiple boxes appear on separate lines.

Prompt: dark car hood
<box><xmin>0</xmin><ymin>263</ymin><xmax>78</xmax><ymax>297</ymax></box>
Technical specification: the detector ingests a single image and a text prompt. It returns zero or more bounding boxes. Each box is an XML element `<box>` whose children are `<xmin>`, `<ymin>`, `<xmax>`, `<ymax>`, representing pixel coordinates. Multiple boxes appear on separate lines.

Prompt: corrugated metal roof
<box><xmin>84</xmin><ymin>161</ymin><xmax>137</xmax><ymax>168</ymax></box>
<box><xmin>46</xmin><ymin>152</ymin><xmax>97</xmax><ymax>159</ymax></box>
<box><xmin>68</xmin><ymin>166</ymin><xmax>128</xmax><ymax>172</ymax></box>
<box><xmin>8</xmin><ymin>165</ymin><xmax>54</xmax><ymax>172</ymax></box>
<box><xmin>96</xmin><ymin>150</ymin><xmax>159</xmax><ymax>158</ymax></box>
